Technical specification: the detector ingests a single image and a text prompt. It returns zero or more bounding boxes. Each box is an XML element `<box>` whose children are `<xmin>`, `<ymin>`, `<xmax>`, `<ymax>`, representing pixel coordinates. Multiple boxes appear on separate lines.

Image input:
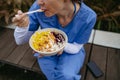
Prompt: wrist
<box><xmin>64</xmin><ymin>42</ymin><xmax>83</xmax><ymax>54</ymax></box>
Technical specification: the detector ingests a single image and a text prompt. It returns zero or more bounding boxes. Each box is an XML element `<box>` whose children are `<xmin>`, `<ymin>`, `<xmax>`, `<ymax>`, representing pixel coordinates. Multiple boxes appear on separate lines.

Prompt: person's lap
<box><xmin>37</xmin><ymin>55</ymin><xmax>58</xmax><ymax>80</ymax></box>
<box><xmin>37</xmin><ymin>48</ymin><xmax>86</xmax><ymax>80</ymax></box>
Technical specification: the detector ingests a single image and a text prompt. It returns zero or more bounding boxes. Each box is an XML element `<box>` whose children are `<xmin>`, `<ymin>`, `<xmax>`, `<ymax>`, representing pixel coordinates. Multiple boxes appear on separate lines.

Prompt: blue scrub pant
<box><xmin>37</xmin><ymin>48</ymin><xmax>86</xmax><ymax>80</ymax></box>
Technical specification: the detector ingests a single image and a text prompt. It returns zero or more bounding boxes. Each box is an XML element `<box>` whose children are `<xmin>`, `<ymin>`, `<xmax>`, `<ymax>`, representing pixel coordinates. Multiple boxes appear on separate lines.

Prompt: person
<box><xmin>12</xmin><ymin>0</ymin><xmax>97</xmax><ymax>79</ymax></box>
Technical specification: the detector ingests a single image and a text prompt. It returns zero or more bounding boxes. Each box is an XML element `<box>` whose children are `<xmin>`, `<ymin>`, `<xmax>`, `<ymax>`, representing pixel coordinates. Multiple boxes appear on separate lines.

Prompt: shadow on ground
<box><xmin>0</xmin><ymin>63</ymin><xmax>46</xmax><ymax>80</ymax></box>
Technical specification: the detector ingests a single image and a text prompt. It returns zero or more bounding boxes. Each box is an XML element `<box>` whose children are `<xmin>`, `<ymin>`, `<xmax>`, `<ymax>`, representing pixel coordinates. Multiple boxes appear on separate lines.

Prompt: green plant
<box><xmin>84</xmin><ymin>0</ymin><xmax>120</xmax><ymax>33</ymax></box>
<box><xmin>0</xmin><ymin>0</ymin><xmax>34</xmax><ymax>26</ymax></box>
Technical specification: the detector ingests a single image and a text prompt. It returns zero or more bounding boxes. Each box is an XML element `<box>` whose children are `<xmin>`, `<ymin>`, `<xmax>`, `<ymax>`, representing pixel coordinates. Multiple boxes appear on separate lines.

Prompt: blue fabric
<box><xmin>37</xmin><ymin>48</ymin><xmax>85</xmax><ymax>80</ymax></box>
<box><xmin>28</xmin><ymin>2</ymin><xmax>96</xmax><ymax>44</ymax></box>
<box><xmin>28</xmin><ymin>1</ymin><xmax>96</xmax><ymax>80</ymax></box>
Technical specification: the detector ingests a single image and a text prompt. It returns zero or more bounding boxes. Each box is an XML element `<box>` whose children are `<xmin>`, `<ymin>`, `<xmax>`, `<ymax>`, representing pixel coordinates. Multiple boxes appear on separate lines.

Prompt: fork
<box><xmin>24</xmin><ymin>9</ymin><xmax>44</xmax><ymax>15</ymax></box>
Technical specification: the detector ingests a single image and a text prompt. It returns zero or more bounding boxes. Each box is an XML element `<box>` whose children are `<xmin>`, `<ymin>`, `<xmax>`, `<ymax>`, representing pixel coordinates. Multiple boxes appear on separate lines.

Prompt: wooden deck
<box><xmin>0</xmin><ymin>28</ymin><xmax>120</xmax><ymax>80</ymax></box>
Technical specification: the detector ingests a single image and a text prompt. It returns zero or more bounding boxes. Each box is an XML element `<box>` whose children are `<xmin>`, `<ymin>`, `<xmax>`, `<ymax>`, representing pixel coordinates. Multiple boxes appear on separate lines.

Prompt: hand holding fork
<box><xmin>12</xmin><ymin>9</ymin><xmax>43</xmax><ymax>27</ymax></box>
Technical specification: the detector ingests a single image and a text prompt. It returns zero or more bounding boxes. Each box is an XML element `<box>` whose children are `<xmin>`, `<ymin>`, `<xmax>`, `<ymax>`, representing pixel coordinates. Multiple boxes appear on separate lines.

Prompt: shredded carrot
<box><xmin>31</xmin><ymin>30</ymin><xmax>56</xmax><ymax>52</ymax></box>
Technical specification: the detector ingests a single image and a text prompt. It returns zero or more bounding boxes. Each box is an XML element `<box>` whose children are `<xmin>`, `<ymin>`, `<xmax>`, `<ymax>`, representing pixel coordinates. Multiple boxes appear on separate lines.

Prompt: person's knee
<box><xmin>55</xmin><ymin>72</ymin><xmax>74</xmax><ymax>80</ymax></box>
<box><xmin>62</xmin><ymin>71</ymin><xmax>74</xmax><ymax>79</ymax></box>
<box><xmin>55</xmin><ymin>70</ymin><xmax>80</xmax><ymax>80</ymax></box>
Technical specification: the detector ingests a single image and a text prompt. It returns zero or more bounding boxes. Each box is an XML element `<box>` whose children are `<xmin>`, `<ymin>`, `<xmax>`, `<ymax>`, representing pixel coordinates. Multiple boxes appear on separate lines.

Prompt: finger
<box><xmin>12</xmin><ymin>15</ymin><xmax>20</xmax><ymax>23</ymax></box>
<box><xmin>12</xmin><ymin>10</ymin><xmax>28</xmax><ymax>27</ymax></box>
<box><xmin>13</xmin><ymin>15</ymin><xmax>29</xmax><ymax>26</ymax></box>
<box><xmin>38</xmin><ymin>54</ymin><xmax>44</xmax><ymax>58</ymax></box>
<box><xmin>15</xmin><ymin>14</ymin><xmax>21</xmax><ymax>20</ymax></box>
<box><xmin>16</xmin><ymin>14</ymin><xmax>26</xmax><ymax>19</ymax></box>
<box><xmin>57</xmin><ymin>49</ymin><xmax>64</xmax><ymax>56</ymax></box>
<box><xmin>15</xmin><ymin>19</ymin><xmax>24</xmax><ymax>26</ymax></box>
<box><xmin>32</xmin><ymin>51</ymin><xmax>36</xmax><ymax>54</ymax></box>
<box><xmin>18</xmin><ymin>10</ymin><xmax>23</xmax><ymax>14</ymax></box>
<box><xmin>57</xmin><ymin>51</ymin><xmax>62</xmax><ymax>56</ymax></box>
<box><xmin>12</xmin><ymin>17</ymin><xmax>16</xmax><ymax>23</ymax></box>
<box><xmin>17</xmin><ymin>17</ymin><xmax>29</xmax><ymax>27</ymax></box>
<box><xmin>12</xmin><ymin>15</ymin><xmax>19</xmax><ymax>23</ymax></box>
<box><xmin>12</xmin><ymin>17</ymin><xmax>20</xmax><ymax>26</ymax></box>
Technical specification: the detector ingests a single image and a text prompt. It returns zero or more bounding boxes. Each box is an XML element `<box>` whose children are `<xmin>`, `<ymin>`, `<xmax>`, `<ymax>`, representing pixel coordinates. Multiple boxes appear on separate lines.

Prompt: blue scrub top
<box><xmin>28</xmin><ymin>1</ymin><xmax>97</xmax><ymax>44</ymax></box>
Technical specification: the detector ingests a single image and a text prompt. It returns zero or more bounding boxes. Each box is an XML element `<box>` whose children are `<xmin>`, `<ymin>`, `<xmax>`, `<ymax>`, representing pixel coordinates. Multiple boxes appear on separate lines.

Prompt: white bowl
<box><xmin>29</xmin><ymin>28</ymin><xmax>68</xmax><ymax>56</ymax></box>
